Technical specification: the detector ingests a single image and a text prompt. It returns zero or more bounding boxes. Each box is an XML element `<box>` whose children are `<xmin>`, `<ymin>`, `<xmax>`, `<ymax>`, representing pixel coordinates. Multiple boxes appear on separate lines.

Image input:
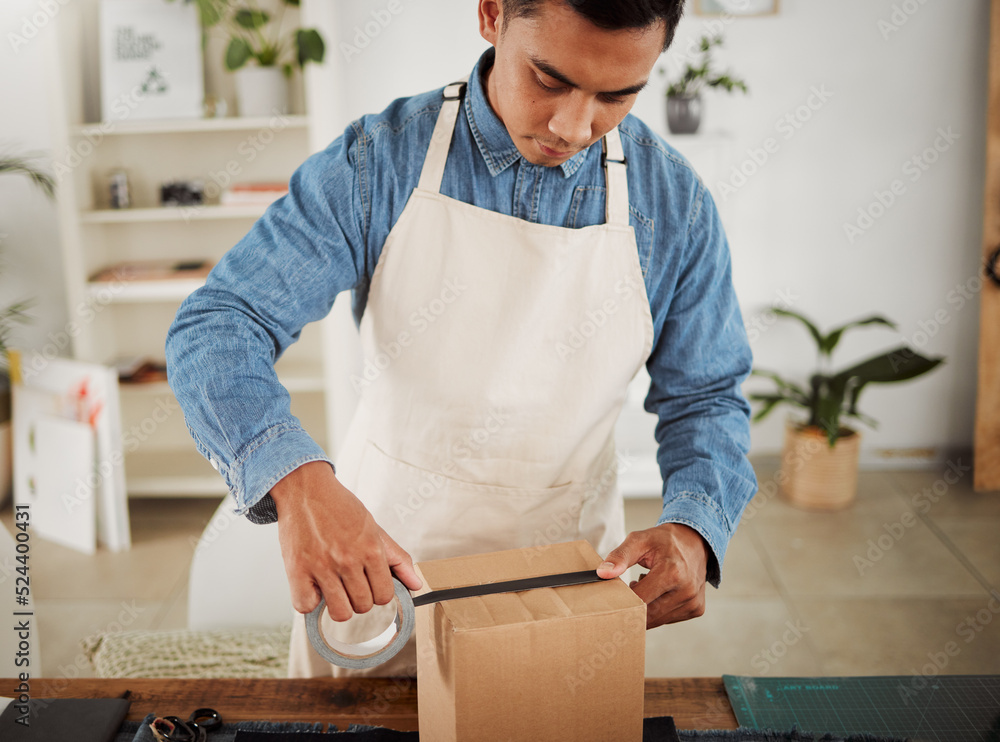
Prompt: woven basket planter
<box><xmin>778</xmin><ymin>419</ymin><xmax>861</xmax><ymax>510</ymax></box>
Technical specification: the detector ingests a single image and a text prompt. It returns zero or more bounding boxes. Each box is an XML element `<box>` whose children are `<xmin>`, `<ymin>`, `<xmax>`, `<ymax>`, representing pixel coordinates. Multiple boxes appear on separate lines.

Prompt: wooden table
<box><xmin>2</xmin><ymin>677</ymin><xmax>738</xmax><ymax>731</ymax></box>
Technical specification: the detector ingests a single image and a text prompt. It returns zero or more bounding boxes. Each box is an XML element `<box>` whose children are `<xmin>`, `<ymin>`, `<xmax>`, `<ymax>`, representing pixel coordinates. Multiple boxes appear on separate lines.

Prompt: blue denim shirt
<box><xmin>165</xmin><ymin>48</ymin><xmax>757</xmax><ymax>586</ymax></box>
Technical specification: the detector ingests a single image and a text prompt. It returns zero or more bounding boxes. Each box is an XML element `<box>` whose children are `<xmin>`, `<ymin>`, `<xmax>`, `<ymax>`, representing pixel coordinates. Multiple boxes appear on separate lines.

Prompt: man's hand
<box><xmin>270</xmin><ymin>461</ymin><xmax>423</xmax><ymax>621</ymax></box>
<box><xmin>597</xmin><ymin>523</ymin><xmax>710</xmax><ymax>629</ymax></box>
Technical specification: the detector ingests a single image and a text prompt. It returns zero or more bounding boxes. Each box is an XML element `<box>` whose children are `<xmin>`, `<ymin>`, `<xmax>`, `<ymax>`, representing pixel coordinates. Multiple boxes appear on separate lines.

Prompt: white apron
<box><xmin>288</xmin><ymin>81</ymin><xmax>654</xmax><ymax>677</ymax></box>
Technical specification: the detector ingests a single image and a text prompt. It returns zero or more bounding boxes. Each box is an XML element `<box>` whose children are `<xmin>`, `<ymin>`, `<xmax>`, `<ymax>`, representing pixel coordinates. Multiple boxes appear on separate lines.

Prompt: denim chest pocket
<box><xmin>566</xmin><ymin>185</ymin><xmax>655</xmax><ymax>277</ymax></box>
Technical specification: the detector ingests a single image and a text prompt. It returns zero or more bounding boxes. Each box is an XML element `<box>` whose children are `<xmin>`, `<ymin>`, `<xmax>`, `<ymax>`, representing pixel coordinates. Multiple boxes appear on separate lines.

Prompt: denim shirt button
<box><xmin>209</xmin><ymin>456</ymin><xmax>219</xmax><ymax>471</ymax></box>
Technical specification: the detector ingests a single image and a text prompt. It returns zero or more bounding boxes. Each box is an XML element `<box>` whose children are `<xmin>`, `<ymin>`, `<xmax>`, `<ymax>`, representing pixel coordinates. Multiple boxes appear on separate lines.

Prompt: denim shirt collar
<box><xmin>465</xmin><ymin>48</ymin><xmax>591</xmax><ymax>178</ymax></box>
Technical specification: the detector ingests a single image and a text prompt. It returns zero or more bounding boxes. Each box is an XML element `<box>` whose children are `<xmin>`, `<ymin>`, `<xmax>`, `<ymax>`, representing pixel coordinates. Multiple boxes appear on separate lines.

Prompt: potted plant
<box><xmin>0</xmin><ymin>153</ymin><xmax>53</xmax><ymax>506</ymax></box>
<box><xmin>659</xmin><ymin>35</ymin><xmax>747</xmax><ymax>135</ymax></box>
<box><xmin>176</xmin><ymin>0</ymin><xmax>326</xmax><ymax>116</ymax></box>
<box><xmin>749</xmin><ymin>309</ymin><xmax>944</xmax><ymax>510</ymax></box>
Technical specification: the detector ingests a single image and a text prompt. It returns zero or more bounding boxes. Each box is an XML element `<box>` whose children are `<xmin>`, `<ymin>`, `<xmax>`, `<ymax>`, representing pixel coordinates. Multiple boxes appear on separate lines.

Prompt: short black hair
<box><xmin>500</xmin><ymin>0</ymin><xmax>686</xmax><ymax>52</ymax></box>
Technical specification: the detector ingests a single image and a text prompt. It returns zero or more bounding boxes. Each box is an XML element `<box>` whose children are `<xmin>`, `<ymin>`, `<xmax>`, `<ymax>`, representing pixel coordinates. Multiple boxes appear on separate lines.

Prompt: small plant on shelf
<box><xmin>659</xmin><ymin>35</ymin><xmax>747</xmax><ymax>134</ymax></box>
<box><xmin>177</xmin><ymin>0</ymin><xmax>326</xmax><ymax>75</ymax></box>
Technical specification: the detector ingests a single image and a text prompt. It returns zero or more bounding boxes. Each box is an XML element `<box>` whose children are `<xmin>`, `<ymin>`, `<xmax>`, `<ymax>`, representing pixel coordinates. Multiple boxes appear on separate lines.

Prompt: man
<box><xmin>166</xmin><ymin>0</ymin><xmax>758</xmax><ymax>677</ymax></box>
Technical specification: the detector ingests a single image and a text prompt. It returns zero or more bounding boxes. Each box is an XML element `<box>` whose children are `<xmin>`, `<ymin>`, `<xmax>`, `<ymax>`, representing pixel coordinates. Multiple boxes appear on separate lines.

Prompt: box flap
<box><xmin>414</xmin><ymin>540</ymin><xmax>644</xmax><ymax>630</ymax></box>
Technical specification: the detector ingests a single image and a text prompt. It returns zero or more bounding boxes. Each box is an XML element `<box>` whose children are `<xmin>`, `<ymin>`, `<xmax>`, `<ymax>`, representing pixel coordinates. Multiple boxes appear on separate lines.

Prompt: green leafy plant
<box><xmin>660</xmin><ymin>35</ymin><xmax>748</xmax><ymax>98</ymax></box>
<box><xmin>0</xmin><ymin>153</ymin><xmax>53</xmax><ymax>422</ymax></box>
<box><xmin>175</xmin><ymin>0</ymin><xmax>325</xmax><ymax>75</ymax></box>
<box><xmin>749</xmin><ymin>309</ymin><xmax>945</xmax><ymax>447</ymax></box>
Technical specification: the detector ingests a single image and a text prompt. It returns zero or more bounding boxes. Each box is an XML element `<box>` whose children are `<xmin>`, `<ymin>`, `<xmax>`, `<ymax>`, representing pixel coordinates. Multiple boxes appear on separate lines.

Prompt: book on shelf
<box><xmin>220</xmin><ymin>182</ymin><xmax>289</xmax><ymax>206</ymax></box>
<box><xmin>112</xmin><ymin>356</ymin><xmax>168</xmax><ymax>384</ymax></box>
<box><xmin>89</xmin><ymin>259</ymin><xmax>213</xmax><ymax>283</ymax></box>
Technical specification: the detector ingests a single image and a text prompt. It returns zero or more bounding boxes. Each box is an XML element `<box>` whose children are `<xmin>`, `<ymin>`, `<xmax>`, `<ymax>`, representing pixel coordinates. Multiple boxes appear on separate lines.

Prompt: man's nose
<box><xmin>548</xmin><ymin>94</ymin><xmax>594</xmax><ymax>148</ymax></box>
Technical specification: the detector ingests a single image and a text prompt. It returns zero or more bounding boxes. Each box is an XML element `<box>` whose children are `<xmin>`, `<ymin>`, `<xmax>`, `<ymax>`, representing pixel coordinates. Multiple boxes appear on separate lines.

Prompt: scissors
<box><xmin>149</xmin><ymin>707</ymin><xmax>222</xmax><ymax>742</ymax></box>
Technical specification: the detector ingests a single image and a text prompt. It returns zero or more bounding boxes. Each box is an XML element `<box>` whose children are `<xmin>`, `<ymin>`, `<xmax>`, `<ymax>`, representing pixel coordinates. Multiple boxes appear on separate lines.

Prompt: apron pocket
<box><xmin>356</xmin><ymin>441</ymin><xmax>585</xmax><ymax>562</ymax></box>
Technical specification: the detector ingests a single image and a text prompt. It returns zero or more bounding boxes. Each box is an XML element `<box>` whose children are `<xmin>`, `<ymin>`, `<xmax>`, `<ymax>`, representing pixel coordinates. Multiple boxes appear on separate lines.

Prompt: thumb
<box><xmin>598</xmin><ymin>533</ymin><xmax>645</xmax><ymax>579</ymax></box>
<box><xmin>382</xmin><ymin>532</ymin><xmax>423</xmax><ymax>591</ymax></box>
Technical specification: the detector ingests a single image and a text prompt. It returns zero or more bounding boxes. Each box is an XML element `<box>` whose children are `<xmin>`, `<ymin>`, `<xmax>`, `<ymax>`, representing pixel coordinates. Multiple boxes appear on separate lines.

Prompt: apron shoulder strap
<box><xmin>601</xmin><ymin>127</ymin><xmax>630</xmax><ymax>227</ymax></box>
<box><xmin>419</xmin><ymin>76</ymin><xmax>630</xmax><ymax>229</ymax></box>
<box><xmin>417</xmin><ymin>79</ymin><xmax>468</xmax><ymax>194</ymax></box>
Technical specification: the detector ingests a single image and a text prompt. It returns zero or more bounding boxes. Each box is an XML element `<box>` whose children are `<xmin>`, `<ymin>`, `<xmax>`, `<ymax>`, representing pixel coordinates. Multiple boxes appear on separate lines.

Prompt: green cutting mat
<box><xmin>723</xmin><ymin>675</ymin><xmax>1000</xmax><ymax>741</ymax></box>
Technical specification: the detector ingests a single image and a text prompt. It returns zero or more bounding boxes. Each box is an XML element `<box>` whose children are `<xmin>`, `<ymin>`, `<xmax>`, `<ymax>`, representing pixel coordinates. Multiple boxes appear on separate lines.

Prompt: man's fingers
<box><xmin>288</xmin><ymin>575</ymin><xmax>322</xmax><ymax>615</ymax></box>
<box><xmin>382</xmin><ymin>533</ymin><xmax>423</xmax><ymax>591</ymax></box>
<box><xmin>366</xmin><ymin>562</ymin><xmax>396</xmax><ymax>606</ymax></box>
<box><xmin>631</xmin><ymin>563</ymin><xmax>682</xmax><ymax>606</ymax></box>
<box><xmin>315</xmin><ymin>574</ymin><xmax>355</xmax><ymax>622</ymax></box>
<box><xmin>340</xmin><ymin>566</ymin><xmax>375</xmax><ymax>615</ymax></box>
<box><xmin>598</xmin><ymin>533</ymin><xmax>648</xmax><ymax>579</ymax></box>
<box><xmin>646</xmin><ymin>587</ymin><xmax>706</xmax><ymax>629</ymax></box>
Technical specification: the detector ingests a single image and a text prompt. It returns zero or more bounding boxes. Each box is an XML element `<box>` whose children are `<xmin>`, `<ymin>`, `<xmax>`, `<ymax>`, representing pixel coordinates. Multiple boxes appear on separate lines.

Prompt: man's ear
<box><xmin>479</xmin><ymin>0</ymin><xmax>503</xmax><ymax>46</ymax></box>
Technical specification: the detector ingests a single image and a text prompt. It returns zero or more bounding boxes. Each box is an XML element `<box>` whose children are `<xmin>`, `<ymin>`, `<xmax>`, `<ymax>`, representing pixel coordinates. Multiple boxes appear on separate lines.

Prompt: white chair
<box><xmin>0</xmin><ymin>520</ymin><xmax>40</xmax><ymax>676</ymax></box>
<box><xmin>187</xmin><ymin>498</ymin><xmax>292</xmax><ymax>631</ymax></box>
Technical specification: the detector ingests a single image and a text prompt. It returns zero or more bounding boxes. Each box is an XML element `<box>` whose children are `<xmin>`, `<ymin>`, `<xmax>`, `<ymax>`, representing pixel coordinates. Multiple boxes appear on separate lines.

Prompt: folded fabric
<box><xmin>83</xmin><ymin>625</ymin><xmax>291</xmax><ymax>679</ymax></box>
<box><xmin>1</xmin><ymin>697</ymin><xmax>130</xmax><ymax>742</ymax></box>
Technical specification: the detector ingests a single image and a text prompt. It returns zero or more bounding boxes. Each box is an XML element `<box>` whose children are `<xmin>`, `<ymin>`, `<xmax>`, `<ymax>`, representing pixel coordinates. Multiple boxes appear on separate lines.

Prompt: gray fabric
<box><xmin>680</xmin><ymin>730</ymin><xmax>910</xmax><ymax>742</ymax></box>
<box><xmin>117</xmin><ymin>714</ymin><xmax>329</xmax><ymax>741</ymax></box>
<box><xmin>116</xmin><ymin>715</ymin><xmax>910</xmax><ymax>742</ymax></box>
<box><xmin>246</xmin><ymin>493</ymin><xmax>278</xmax><ymax>524</ymax></box>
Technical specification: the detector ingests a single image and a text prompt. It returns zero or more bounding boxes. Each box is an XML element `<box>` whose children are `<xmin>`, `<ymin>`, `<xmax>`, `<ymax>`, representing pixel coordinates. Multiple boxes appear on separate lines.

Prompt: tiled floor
<box><xmin>2</xmin><ymin>457</ymin><xmax>998</xmax><ymax>680</ymax></box>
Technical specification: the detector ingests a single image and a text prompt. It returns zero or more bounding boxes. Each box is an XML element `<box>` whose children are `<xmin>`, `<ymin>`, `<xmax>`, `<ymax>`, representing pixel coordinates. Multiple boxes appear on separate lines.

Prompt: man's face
<box><xmin>479</xmin><ymin>1</ymin><xmax>666</xmax><ymax>167</ymax></box>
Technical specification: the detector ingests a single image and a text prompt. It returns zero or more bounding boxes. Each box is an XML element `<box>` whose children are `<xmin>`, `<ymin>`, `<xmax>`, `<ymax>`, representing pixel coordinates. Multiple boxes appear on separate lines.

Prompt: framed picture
<box><xmin>695</xmin><ymin>0</ymin><xmax>780</xmax><ymax>16</ymax></box>
<box><xmin>100</xmin><ymin>0</ymin><xmax>204</xmax><ymax>122</ymax></box>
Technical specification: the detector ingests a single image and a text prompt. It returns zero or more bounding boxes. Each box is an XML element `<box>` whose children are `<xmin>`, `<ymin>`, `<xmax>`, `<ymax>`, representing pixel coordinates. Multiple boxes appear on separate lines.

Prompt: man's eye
<box><xmin>601</xmin><ymin>94</ymin><xmax>627</xmax><ymax>105</ymax></box>
<box><xmin>535</xmin><ymin>76</ymin><xmax>561</xmax><ymax>93</ymax></box>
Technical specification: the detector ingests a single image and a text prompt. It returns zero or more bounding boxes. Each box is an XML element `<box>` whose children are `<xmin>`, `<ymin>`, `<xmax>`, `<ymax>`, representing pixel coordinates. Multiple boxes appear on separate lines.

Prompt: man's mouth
<box><xmin>536</xmin><ymin>140</ymin><xmax>573</xmax><ymax>158</ymax></box>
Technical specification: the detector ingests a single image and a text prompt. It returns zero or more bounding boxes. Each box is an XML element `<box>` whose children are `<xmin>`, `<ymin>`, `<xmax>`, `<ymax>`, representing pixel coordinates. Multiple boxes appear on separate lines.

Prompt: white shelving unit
<box><xmin>48</xmin><ymin>0</ymin><xmax>342</xmax><ymax>498</ymax></box>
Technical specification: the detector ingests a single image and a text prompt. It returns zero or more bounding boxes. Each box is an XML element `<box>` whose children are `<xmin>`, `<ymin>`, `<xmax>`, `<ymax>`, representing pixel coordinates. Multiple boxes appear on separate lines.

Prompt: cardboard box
<box><xmin>414</xmin><ymin>540</ymin><xmax>646</xmax><ymax>741</ymax></box>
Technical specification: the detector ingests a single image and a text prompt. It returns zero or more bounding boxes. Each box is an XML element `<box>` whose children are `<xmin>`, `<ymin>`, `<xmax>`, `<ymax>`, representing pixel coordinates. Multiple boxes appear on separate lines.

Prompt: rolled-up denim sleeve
<box><xmin>644</xmin><ymin>182</ymin><xmax>758</xmax><ymax>587</ymax></box>
<box><xmin>165</xmin><ymin>123</ymin><xmax>369</xmax><ymax>523</ymax></box>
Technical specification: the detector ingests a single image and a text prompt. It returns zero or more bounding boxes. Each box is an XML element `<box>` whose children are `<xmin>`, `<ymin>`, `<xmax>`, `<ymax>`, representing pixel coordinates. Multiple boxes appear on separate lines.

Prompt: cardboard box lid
<box><xmin>413</xmin><ymin>540</ymin><xmax>644</xmax><ymax>631</ymax></box>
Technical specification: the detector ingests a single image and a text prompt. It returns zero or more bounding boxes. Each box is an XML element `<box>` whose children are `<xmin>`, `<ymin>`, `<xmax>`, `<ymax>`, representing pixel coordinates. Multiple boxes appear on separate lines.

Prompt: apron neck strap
<box><xmin>419</xmin><ymin>79</ymin><xmax>631</xmax><ymax>229</ymax></box>
<box><xmin>418</xmin><ymin>80</ymin><xmax>468</xmax><ymax>193</ymax></box>
<box><xmin>602</xmin><ymin>127</ymin><xmax>629</xmax><ymax>227</ymax></box>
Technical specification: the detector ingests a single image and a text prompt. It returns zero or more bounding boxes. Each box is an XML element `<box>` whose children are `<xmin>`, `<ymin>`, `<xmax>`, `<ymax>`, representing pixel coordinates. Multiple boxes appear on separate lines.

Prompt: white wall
<box><xmin>0</xmin><ymin>0</ymin><xmax>990</xmax><ymax>460</ymax></box>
